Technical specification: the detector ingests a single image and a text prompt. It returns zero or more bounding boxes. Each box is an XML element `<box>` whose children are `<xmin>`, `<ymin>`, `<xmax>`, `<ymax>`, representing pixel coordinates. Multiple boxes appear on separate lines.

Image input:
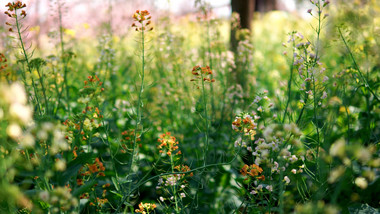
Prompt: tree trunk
<box><xmin>230</xmin><ymin>0</ymin><xmax>278</xmax><ymax>51</ymax></box>
<box><xmin>256</xmin><ymin>0</ymin><xmax>278</xmax><ymax>12</ymax></box>
<box><xmin>230</xmin><ymin>0</ymin><xmax>255</xmax><ymax>51</ymax></box>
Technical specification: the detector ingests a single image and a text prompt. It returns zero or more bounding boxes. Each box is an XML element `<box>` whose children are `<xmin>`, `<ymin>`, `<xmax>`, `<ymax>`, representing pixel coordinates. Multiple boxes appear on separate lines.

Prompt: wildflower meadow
<box><xmin>0</xmin><ymin>0</ymin><xmax>379</xmax><ymax>213</ymax></box>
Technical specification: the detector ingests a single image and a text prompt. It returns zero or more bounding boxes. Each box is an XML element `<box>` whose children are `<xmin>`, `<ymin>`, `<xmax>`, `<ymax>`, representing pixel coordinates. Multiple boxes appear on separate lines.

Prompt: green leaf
<box><xmin>72</xmin><ymin>179</ymin><xmax>97</xmax><ymax>197</ymax></box>
<box><xmin>58</xmin><ymin>153</ymin><xmax>93</xmax><ymax>185</ymax></box>
<box><xmin>348</xmin><ymin>203</ymin><xmax>379</xmax><ymax>214</ymax></box>
<box><xmin>110</xmin><ymin>190</ymin><xmax>123</xmax><ymax>198</ymax></box>
<box><xmin>112</xmin><ymin>177</ymin><xmax>120</xmax><ymax>191</ymax></box>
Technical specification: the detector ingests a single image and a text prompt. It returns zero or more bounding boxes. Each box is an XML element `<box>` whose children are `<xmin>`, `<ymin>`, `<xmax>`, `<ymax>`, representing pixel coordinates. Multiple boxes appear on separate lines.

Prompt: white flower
<box><xmin>291</xmin><ymin>169</ymin><xmax>297</xmax><ymax>174</ymax></box>
<box><xmin>284</xmin><ymin>124</ymin><xmax>292</xmax><ymax>132</ymax></box>
<box><xmin>257</xmin><ymin>184</ymin><xmax>263</xmax><ymax>191</ymax></box>
<box><xmin>55</xmin><ymin>159</ymin><xmax>66</xmax><ymax>171</ymax></box>
<box><xmin>250</xmin><ymin>190</ymin><xmax>257</xmax><ymax>195</ymax></box>
<box><xmin>20</xmin><ymin>133</ymin><xmax>35</xmax><ymax>148</ymax></box>
<box><xmin>266</xmin><ymin>185</ymin><xmax>273</xmax><ymax>192</ymax></box>
<box><xmin>253</xmin><ymin>96</ymin><xmax>262</xmax><ymax>103</ymax></box>
<box><xmin>9</xmin><ymin>103</ymin><xmax>33</xmax><ymax>125</ymax></box>
<box><xmin>7</xmin><ymin>123</ymin><xmax>22</xmax><ymax>139</ymax></box>
<box><xmin>255</xmin><ymin>158</ymin><xmax>261</xmax><ymax>166</ymax></box>
<box><xmin>257</xmin><ymin>106</ymin><xmax>263</xmax><ymax>112</ymax></box>
<box><xmin>10</xmin><ymin>82</ymin><xmax>27</xmax><ymax>104</ymax></box>
<box><xmin>159</xmin><ymin>196</ymin><xmax>165</xmax><ymax>202</ymax></box>
<box><xmin>355</xmin><ymin>177</ymin><xmax>368</xmax><ymax>189</ymax></box>
<box><xmin>39</xmin><ymin>191</ymin><xmax>49</xmax><ymax>201</ymax></box>
<box><xmin>37</xmin><ymin>130</ymin><xmax>48</xmax><ymax>141</ymax></box>
<box><xmin>83</xmin><ymin>118</ymin><xmax>93</xmax><ymax>131</ymax></box>
<box><xmin>284</xmin><ymin>176</ymin><xmax>290</xmax><ymax>184</ymax></box>
<box><xmin>289</xmin><ymin>155</ymin><xmax>298</xmax><ymax>163</ymax></box>
<box><xmin>323</xmin><ymin>76</ymin><xmax>329</xmax><ymax>82</ymax></box>
<box><xmin>321</xmin><ymin>91</ymin><xmax>327</xmax><ymax>99</ymax></box>
<box><xmin>180</xmin><ymin>193</ymin><xmax>186</xmax><ymax>198</ymax></box>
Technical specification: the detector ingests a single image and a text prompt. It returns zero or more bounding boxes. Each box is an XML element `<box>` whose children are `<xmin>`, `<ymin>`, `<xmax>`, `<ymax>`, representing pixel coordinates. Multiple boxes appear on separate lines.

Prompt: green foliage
<box><xmin>0</xmin><ymin>0</ymin><xmax>379</xmax><ymax>213</ymax></box>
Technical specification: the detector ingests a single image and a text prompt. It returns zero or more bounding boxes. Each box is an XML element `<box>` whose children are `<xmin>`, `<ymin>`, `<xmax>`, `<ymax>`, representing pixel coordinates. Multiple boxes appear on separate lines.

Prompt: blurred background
<box><xmin>0</xmin><ymin>0</ymin><xmax>311</xmax><ymax>51</ymax></box>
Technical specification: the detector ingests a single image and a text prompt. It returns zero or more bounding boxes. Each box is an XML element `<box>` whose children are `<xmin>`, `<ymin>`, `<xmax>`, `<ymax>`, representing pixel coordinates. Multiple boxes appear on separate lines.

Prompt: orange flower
<box><xmin>77</xmin><ymin>179</ymin><xmax>84</xmax><ymax>186</ymax></box>
<box><xmin>135</xmin><ymin>202</ymin><xmax>157</xmax><ymax>213</ymax></box>
<box><xmin>88</xmin><ymin>163</ymin><xmax>98</xmax><ymax>173</ymax></box>
<box><xmin>240</xmin><ymin>164</ymin><xmax>263</xmax><ymax>179</ymax></box>
<box><xmin>132</xmin><ymin>10</ymin><xmax>153</xmax><ymax>32</ymax></box>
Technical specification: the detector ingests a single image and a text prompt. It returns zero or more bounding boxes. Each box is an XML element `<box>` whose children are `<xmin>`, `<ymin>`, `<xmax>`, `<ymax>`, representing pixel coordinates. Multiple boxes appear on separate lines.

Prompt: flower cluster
<box><xmin>39</xmin><ymin>187</ymin><xmax>78</xmax><ymax>213</ymax></box>
<box><xmin>78</xmin><ymin>75</ymin><xmax>105</xmax><ymax>105</ymax></box>
<box><xmin>174</xmin><ymin>164</ymin><xmax>194</xmax><ymax>177</ymax></box>
<box><xmin>240</xmin><ymin>164</ymin><xmax>265</xmax><ymax>181</ymax></box>
<box><xmin>286</xmin><ymin>30</ymin><xmax>329</xmax><ymax>107</ymax></box>
<box><xmin>132</xmin><ymin>10</ymin><xmax>153</xmax><ymax>32</ymax></box>
<box><xmin>232</xmin><ymin>112</ymin><xmax>257</xmax><ymax>141</ymax></box>
<box><xmin>76</xmin><ymin>158</ymin><xmax>106</xmax><ymax>187</ymax></box>
<box><xmin>327</xmin><ymin>138</ymin><xmax>379</xmax><ymax>188</ymax></box>
<box><xmin>231</xmin><ymin>12</ymin><xmax>241</xmax><ymax>30</ymax></box>
<box><xmin>4</xmin><ymin>1</ymin><xmax>26</xmax><ymax>18</ymax></box>
<box><xmin>0</xmin><ymin>82</ymin><xmax>33</xmax><ymax>142</ymax></box>
<box><xmin>190</xmin><ymin>65</ymin><xmax>215</xmax><ymax>83</ymax></box>
<box><xmin>120</xmin><ymin>129</ymin><xmax>141</xmax><ymax>153</ymax></box>
<box><xmin>157</xmin><ymin>132</ymin><xmax>181</xmax><ymax>156</ymax></box>
<box><xmin>0</xmin><ymin>53</ymin><xmax>8</xmax><ymax>73</ymax></box>
<box><xmin>135</xmin><ymin>202</ymin><xmax>157</xmax><ymax>214</ymax></box>
<box><xmin>233</xmin><ymin>110</ymin><xmax>305</xmax><ymax>198</ymax></box>
<box><xmin>88</xmin><ymin>157</ymin><xmax>106</xmax><ymax>177</ymax></box>
<box><xmin>156</xmin><ymin>164</ymin><xmax>193</xmax><ymax>189</ymax></box>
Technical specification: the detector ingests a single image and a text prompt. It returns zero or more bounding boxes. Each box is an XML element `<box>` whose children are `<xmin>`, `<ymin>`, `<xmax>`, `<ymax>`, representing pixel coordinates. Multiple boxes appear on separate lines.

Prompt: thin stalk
<box><xmin>337</xmin><ymin>27</ymin><xmax>379</xmax><ymax>102</ymax></box>
<box><xmin>170</xmin><ymin>154</ymin><xmax>180</xmax><ymax>214</ymax></box>
<box><xmin>314</xmin><ymin>2</ymin><xmax>322</xmax><ymax>179</ymax></box>
<box><xmin>57</xmin><ymin>0</ymin><xmax>71</xmax><ymax>114</ymax></box>
<box><xmin>282</xmin><ymin>40</ymin><xmax>296</xmax><ymax>123</ymax></box>
<box><xmin>15</xmin><ymin>11</ymin><xmax>42</xmax><ymax>115</ymax></box>
<box><xmin>36</xmin><ymin>67</ymin><xmax>49</xmax><ymax>114</ymax></box>
<box><xmin>206</xmin><ymin>15</ymin><xmax>215</xmax><ymax>115</ymax></box>
<box><xmin>117</xmin><ymin>143</ymin><xmax>244</xmax><ymax>212</ymax></box>
<box><xmin>126</xmin><ymin>25</ymin><xmax>146</xmax><ymax>207</ymax></box>
<box><xmin>200</xmin><ymin>71</ymin><xmax>210</xmax><ymax>166</ymax></box>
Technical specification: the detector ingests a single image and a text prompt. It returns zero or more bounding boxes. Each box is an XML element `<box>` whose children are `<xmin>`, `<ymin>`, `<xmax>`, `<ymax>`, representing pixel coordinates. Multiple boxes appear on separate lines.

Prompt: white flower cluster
<box><xmin>0</xmin><ymin>82</ymin><xmax>33</xmax><ymax>147</ymax></box>
<box><xmin>287</xmin><ymin>32</ymin><xmax>329</xmax><ymax>105</ymax></box>
<box><xmin>157</xmin><ymin>174</ymin><xmax>182</xmax><ymax>189</ymax></box>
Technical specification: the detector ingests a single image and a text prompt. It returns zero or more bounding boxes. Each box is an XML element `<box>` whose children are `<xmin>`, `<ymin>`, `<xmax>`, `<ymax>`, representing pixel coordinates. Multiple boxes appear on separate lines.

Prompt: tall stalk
<box><xmin>124</xmin><ymin>10</ymin><xmax>152</xmax><ymax>210</ymax></box>
<box><xmin>200</xmin><ymin>70</ymin><xmax>210</xmax><ymax>166</ymax></box>
<box><xmin>12</xmin><ymin>7</ymin><xmax>42</xmax><ymax>115</ymax></box>
<box><xmin>282</xmin><ymin>39</ymin><xmax>296</xmax><ymax>123</ymax></box>
<box><xmin>313</xmin><ymin>1</ymin><xmax>323</xmax><ymax>178</ymax></box>
<box><xmin>57</xmin><ymin>0</ymin><xmax>70</xmax><ymax>115</ymax></box>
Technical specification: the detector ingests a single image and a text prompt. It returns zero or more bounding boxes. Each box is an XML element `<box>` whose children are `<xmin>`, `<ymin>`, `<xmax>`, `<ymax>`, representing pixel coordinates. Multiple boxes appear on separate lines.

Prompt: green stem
<box><xmin>126</xmin><ymin>24</ymin><xmax>146</xmax><ymax>207</ymax></box>
<box><xmin>337</xmin><ymin>27</ymin><xmax>379</xmax><ymax>102</ymax></box>
<box><xmin>15</xmin><ymin>11</ymin><xmax>42</xmax><ymax>115</ymax></box>
<box><xmin>314</xmin><ymin>2</ymin><xmax>322</xmax><ymax>180</ymax></box>
<box><xmin>122</xmin><ymin>145</ymin><xmax>243</xmax><ymax>207</ymax></box>
<box><xmin>170</xmin><ymin>154</ymin><xmax>180</xmax><ymax>213</ymax></box>
<box><xmin>36</xmin><ymin>67</ymin><xmax>49</xmax><ymax>114</ymax></box>
<box><xmin>58</xmin><ymin>0</ymin><xmax>71</xmax><ymax>114</ymax></box>
<box><xmin>282</xmin><ymin>40</ymin><xmax>296</xmax><ymax>123</ymax></box>
<box><xmin>200</xmin><ymin>71</ymin><xmax>210</xmax><ymax>166</ymax></box>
